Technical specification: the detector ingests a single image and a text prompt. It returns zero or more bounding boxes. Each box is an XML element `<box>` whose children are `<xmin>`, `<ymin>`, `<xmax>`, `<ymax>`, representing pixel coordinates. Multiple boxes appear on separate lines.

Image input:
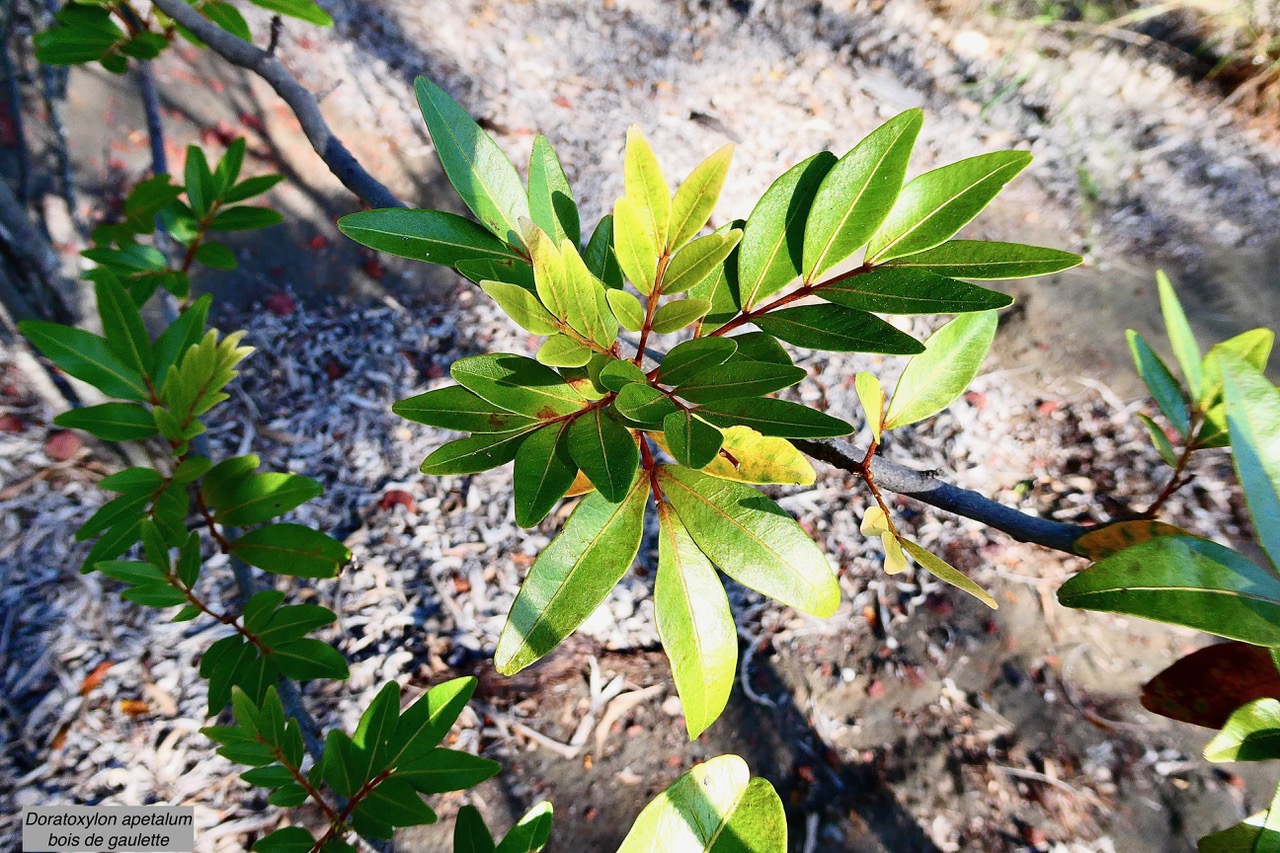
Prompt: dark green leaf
<box><xmin>494</xmin><ymin>801</ymin><xmax>554</xmax><ymax>853</ymax></box>
<box><xmin>202</xmin><ymin>2</ymin><xmax>251</xmax><ymax>43</ymax></box>
<box><xmin>194</xmin><ymin>242</ymin><xmax>237</xmax><ymax>270</ymax></box>
<box><xmin>495</xmin><ymin>477</ymin><xmax>648</xmax><ymax>674</ymax></box>
<box><xmin>458</xmin><ymin>258</ymin><xmax>536</xmax><ymax>289</ymax></box>
<box><xmin>55</xmin><ymin>403</ymin><xmax>157</xmax><ymax>441</ymax></box>
<box><xmin>272</xmin><ymin>638</ymin><xmax>348</xmax><ymax>681</ymax></box>
<box><xmin>252</xmin><ymin>826</ymin><xmax>315</xmax><ymax>853</ymax></box>
<box><xmin>513</xmin><ymin>421</ymin><xmax>578</xmax><ymax>527</ymax></box>
<box><xmin>394</xmin><ymin>385</ymin><xmax>539</xmax><ymax>433</ymax></box>
<box><xmin>882</xmin><ymin>239</ymin><xmax>1082</xmax><ymax>279</ymax></box>
<box><xmin>152</xmin><ymin>295</ymin><xmax>211</xmax><ymax>383</ymax></box>
<box><xmin>755</xmin><ymin>304</ymin><xmax>923</xmax><ymax>353</ymax></box>
<box><xmin>866</xmin><ymin>151</ymin><xmax>1032</xmax><ymax>263</ymax></box>
<box><xmin>222</xmin><ymin>174</ymin><xmax>285</xmax><ymax>204</ymax></box>
<box><xmin>99</xmin><ymin>467</ymin><xmax>164</xmax><ymax>494</ymax></box>
<box><xmin>257</xmin><ymin>604</ymin><xmax>338</xmax><ymax>646</ymax></box>
<box><xmin>391</xmin><ymin>676</ymin><xmax>477</xmax><ymax>763</ymax></box>
<box><xmin>212</xmin><ymin>473</ymin><xmax>322</xmax><ymax>525</ymax></box>
<box><xmin>266</xmin><ymin>783</ymin><xmax>308</xmax><ymax>808</ymax></box>
<box><xmin>415</xmin><ymin>77</ymin><xmax>530</xmax><ymax>245</ymax></box>
<box><xmin>353</xmin><ymin>682</ymin><xmax>401</xmax><ymax>782</ymax></box>
<box><xmin>20</xmin><ymin>321</ymin><xmax>149</xmax><ymax>401</ymax></box>
<box><xmin>361</xmin><ymin>777</ymin><xmax>438</xmax><ymax>827</ymax></box>
<box><xmin>77</xmin><ymin>491</ymin><xmax>150</xmax><ymax>542</ymax></box>
<box><xmin>1137</xmin><ymin>413</ymin><xmax>1180</xmax><ymax>467</ymax></box>
<box><xmin>656</xmin><ymin>338</ymin><xmax>737</xmax><ymax>387</ymax></box>
<box><xmin>1128</xmin><ymin>330</ymin><xmax>1191</xmax><ymax>437</ymax></box>
<box><xmin>200</xmin><ymin>454</ymin><xmax>259</xmax><ymax>508</ymax></box>
<box><xmin>184</xmin><ymin>146</ymin><xmax>215</xmax><ymax>219</ymax></box>
<box><xmin>393</xmin><ymin>748</ymin><xmax>501</xmax><ymax>793</ymax></box>
<box><xmin>662</xmin><ymin>410</ymin><xmax>723</xmax><ymax>469</ymax></box>
<box><xmin>696</xmin><ymin>398</ymin><xmax>852</xmax><ymax>438</ymax></box>
<box><xmin>584</xmin><ymin>215</ymin><xmax>624</xmax><ymax>290</ymax></box>
<box><xmin>655</xmin><ymin>502</ymin><xmax>735</xmax><ymax>739</ymax></box>
<box><xmin>803</xmin><ymin>109</ymin><xmax>923</xmax><ymax>282</ymax></box>
<box><xmin>726</xmin><ymin>331</ymin><xmax>792</xmax><ymax>365</ymax></box>
<box><xmin>614</xmin><ymin>383</ymin><xmax>678</xmax><ymax>427</ymax></box>
<box><xmin>819</xmin><ymin>267</ymin><xmax>1012</xmax><ymax>314</ymax></box>
<box><xmin>884</xmin><ymin>311</ymin><xmax>997</xmax><ymax>430</ymax></box>
<box><xmin>338</xmin><ymin>209</ymin><xmax>523</xmax><ymax>266</ymax></box>
<box><xmin>528</xmin><ymin>135</ymin><xmax>580</xmax><ymax>246</ymax></box>
<box><xmin>658</xmin><ymin>465</ymin><xmax>839</xmax><ymax>617</ymax></box>
<box><xmin>420</xmin><ymin>429</ymin><xmax>536</xmax><ymax>475</ymax></box>
<box><xmin>230</xmin><ymin>524</ymin><xmax>350</xmax><ymax>579</ymax></box>
<box><xmin>454</xmin><ymin>806</ymin><xmax>496</xmax><ymax>853</ymax></box>
<box><xmin>452</xmin><ymin>354</ymin><xmax>587</xmax><ymax>418</ymax></box>
<box><xmin>209</xmin><ymin>206</ymin><xmax>282</xmax><ymax>232</ymax></box>
<box><xmin>673</xmin><ymin>362</ymin><xmax>807</xmax><ymax>404</ymax></box>
<box><xmin>96</xmin><ymin>275</ymin><xmax>153</xmax><ymax>380</ymax></box>
<box><xmin>738</xmin><ymin>151</ymin><xmax>837</xmax><ymax>309</ymax></box>
<box><xmin>568</xmin><ymin>408</ymin><xmax>639</xmax><ymax>501</ymax></box>
<box><xmin>1059</xmin><ymin>535</ymin><xmax>1280</xmax><ymax>646</ymax></box>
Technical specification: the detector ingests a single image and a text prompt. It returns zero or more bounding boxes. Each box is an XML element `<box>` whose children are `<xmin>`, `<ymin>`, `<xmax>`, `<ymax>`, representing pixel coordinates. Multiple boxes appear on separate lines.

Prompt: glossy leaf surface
<box><xmin>885</xmin><ymin>311</ymin><xmax>997</xmax><ymax>430</ymax></box>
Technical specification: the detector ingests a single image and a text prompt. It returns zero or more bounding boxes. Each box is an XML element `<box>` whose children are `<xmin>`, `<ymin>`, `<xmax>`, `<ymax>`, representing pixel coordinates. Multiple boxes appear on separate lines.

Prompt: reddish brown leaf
<box><xmin>379</xmin><ymin>489</ymin><xmax>416</xmax><ymax>513</ymax></box>
<box><xmin>1141</xmin><ymin>642</ymin><xmax>1280</xmax><ymax>729</ymax></box>
<box><xmin>45</xmin><ymin>430</ymin><xmax>82</xmax><ymax>461</ymax></box>
<box><xmin>119</xmin><ymin>699</ymin><xmax>150</xmax><ymax>718</ymax></box>
<box><xmin>80</xmin><ymin>660</ymin><xmax>114</xmax><ymax>695</ymax></box>
<box><xmin>265</xmin><ymin>292</ymin><xmax>296</xmax><ymax>316</ymax></box>
<box><xmin>1073</xmin><ymin>519</ymin><xmax>1187</xmax><ymax>560</ymax></box>
<box><xmin>0</xmin><ymin>414</ymin><xmax>25</xmax><ymax>433</ymax></box>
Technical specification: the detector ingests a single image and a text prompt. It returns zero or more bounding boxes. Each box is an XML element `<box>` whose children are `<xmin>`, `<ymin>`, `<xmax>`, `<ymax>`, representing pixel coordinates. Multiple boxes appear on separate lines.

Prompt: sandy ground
<box><xmin>5</xmin><ymin>1</ymin><xmax>1280</xmax><ymax>851</ymax></box>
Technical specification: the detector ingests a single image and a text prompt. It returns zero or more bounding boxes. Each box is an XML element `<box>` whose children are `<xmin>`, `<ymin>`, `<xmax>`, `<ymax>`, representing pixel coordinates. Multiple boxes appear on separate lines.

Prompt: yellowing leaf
<box><xmin>1073</xmin><ymin>519</ymin><xmax>1188</xmax><ymax>560</ymax></box>
<box><xmin>700</xmin><ymin>426</ymin><xmax>815</xmax><ymax>485</ymax></box>
<box><xmin>900</xmin><ymin>538</ymin><xmax>997</xmax><ymax>609</ymax></box>
<box><xmin>861</xmin><ymin>505</ymin><xmax>890</xmax><ymax>537</ymax></box>
<box><xmin>564</xmin><ymin>469</ymin><xmax>596</xmax><ymax>498</ymax></box>
<box><xmin>855</xmin><ymin>372</ymin><xmax>885</xmax><ymax>442</ymax></box>
<box><xmin>883</xmin><ymin>531</ymin><xmax>909</xmax><ymax>575</ymax></box>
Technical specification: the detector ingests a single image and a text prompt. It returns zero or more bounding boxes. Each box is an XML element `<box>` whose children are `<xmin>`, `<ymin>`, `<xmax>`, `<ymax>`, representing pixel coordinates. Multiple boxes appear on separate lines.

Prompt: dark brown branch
<box><xmin>149</xmin><ymin>0</ymin><xmax>404</xmax><ymax>211</ymax></box>
<box><xmin>793</xmin><ymin>438</ymin><xmax>1088</xmax><ymax>555</ymax></box>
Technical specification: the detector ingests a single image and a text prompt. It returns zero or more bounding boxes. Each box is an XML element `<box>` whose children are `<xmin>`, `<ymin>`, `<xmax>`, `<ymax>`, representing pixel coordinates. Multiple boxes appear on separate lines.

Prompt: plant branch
<box><xmin>148</xmin><ymin>0</ymin><xmax>403</xmax><ymax>211</ymax></box>
<box><xmin>793</xmin><ymin>438</ymin><xmax>1088</xmax><ymax>555</ymax></box>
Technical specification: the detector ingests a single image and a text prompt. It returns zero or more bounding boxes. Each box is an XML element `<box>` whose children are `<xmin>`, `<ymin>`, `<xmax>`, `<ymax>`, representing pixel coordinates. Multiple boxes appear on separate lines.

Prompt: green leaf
<box><xmin>34</xmin><ymin>5</ymin><xmax>124</xmax><ymax>67</ymax></box>
<box><xmin>252</xmin><ymin>826</ymin><xmax>316</xmax><ymax>853</ymax></box>
<box><xmin>855</xmin><ymin>372</ymin><xmax>886</xmax><ymax>443</ymax></box>
<box><xmin>803</xmin><ymin>109</ymin><xmax>923</xmax><ymax>282</ymax></box>
<box><xmin>1138</xmin><ymin>413</ymin><xmax>1181</xmax><ymax>467</ymax></box>
<box><xmin>246</xmin><ymin>0</ymin><xmax>333</xmax><ymax>25</ymax></box>
<box><xmin>394</xmin><ymin>385</ymin><xmax>539</xmax><ymax>433</ymax></box>
<box><xmin>390</xmin><ymin>676</ymin><xmax>477</xmax><ymax>763</ymax></box>
<box><xmin>527</xmin><ymin>135</ymin><xmax>580</xmax><ymax>247</ymax></box>
<box><xmin>882</xmin><ymin>240</ymin><xmax>1082</xmax><ymax>280</ymax></box>
<box><xmin>1197</xmin><ymin>807</ymin><xmax>1280</xmax><ymax>853</ymax></box>
<box><xmin>755</xmin><ymin>304</ymin><xmax>923</xmax><ymax>354</ymax></box>
<box><xmin>615</xmin><ymin>384</ymin><xmax>678</xmax><ymax>427</ymax></box>
<box><xmin>355</xmin><ymin>684</ymin><xmax>401</xmax><ymax>779</ymax></box>
<box><xmin>658</xmin><ymin>465</ymin><xmax>839</xmax><ymax>617</ymax></box>
<box><xmin>201</xmin><ymin>454</ymin><xmax>258</xmax><ymax>507</ymax></box>
<box><xmin>256</xmin><ymin>605</ymin><xmax>337</xmax><ymax>646</ymax></box>
<box><xmin>1220</xmin><ymin>355</ymin><xmax>1280</xmax><ymax>569</ymax></box>
<box><xmin>884</xmin><ymin>311</ymin><xmax>997</xmax><ymax>430</ymax></box>
<box><xmin>866</xmin><ymin>150</ymin><xmax>1032</xmax><ymax>263</ymax></box>
<box><xmin>819</xmin><ymin>267</ymin><xmax>1013</xmax><ymax>314</ymax></box>
<box><xmin>899</xmin><ymin>538</ymin><xmax>996</xmax><ymax>609</ymax></box>
<box><xmin>454</xmin><ymin>806</ymin><xmax>497</xmax><ymax>853</ymax></box>
<box><xmin>584</xmin><ymin>215</ymin><xmax>624</xmax><ymax>290</ymax></box>
<box><xmin>494</xmin><ymin>801</ymin><xmax>554</xmax><ymax>853</ymax></box>
<box><xmin>77</xmin><ymin>490</ymin><xmax>150</xmax><ymax>542</ymax></box>
<box><xmin>100</xmin><ymin>467</ymin><xmax>164</xmax><ymax>494</ymax></box>
<box><xmin>617</xmin><ymin>754</ymin><xmax>786</xmax><ymax>853</ymax></box>
<box><xmin>222</xmin><ymin>174</ymin><xmax>285</xmax><ymax>205</ymax></box>
<box><xmin>475</xmin><ymin>281</ymin><xmax>557</xmax><ymax>335</ymax></box>
<box><xmin>265</xmin><ymin>784</ymin><xmax>308</xmax><ymax>808</ymax></box>
<box><xmin>230</xmin><ymin>524</ymin><xmax>350</xmax><ymax>578</ymax></box>
<box><xmin>652</xmin><ymin>299</ymin><xmax>711</xmax><ymax>335</ymax></box>
<box><xmin>662</xmin><ymin>231</ymin><xmax>742</xmax><ymax>295</ymax></box>
<box><xmin>202</xmin><ymin>3</ymin><xmax>252</xmax><ymax>43</ymax></box>
<box><xmin>20</xmin><ymin>321</ymin><xmax>149</xmax><ymax>401</ymax></box>
<box><xmin>451</xmin><ymin>354</ymin><xmax>586</xmax><ymax>418</ymax></box>
<box><xmin>54</xmin><ymin>403</ymin><xmax>157</xmax><ymax>441</ymax></box>
<box><xmin>184</xmin><ymin>146</ymin><xmax>215</xmax><ymax>219</ymax></box>
<box><xmin>96</xmin><ymin>275</ymin><xmax>153</xmax><ymax>380</ymax></box>
<box><xmin>212</xmin><ymin>473</ymin><xmax>322</xmax><ymax>526</ymax></box>
<box><xmin>339</xmin><ymin>209</ymin><xmax>523</xmax><ymax>266</ymax></box>
<box><xmin>662</xmin><ymin>410</ymin><xmax>723</xmax><ymax>469</ymax></box>
<box><xmin>695</xmin><ymin>398</ymin><xmax>852</xmax><ymax>438</ymax></box>
<box><xmin>1128</xmin><ymin>330</ymin><xmax>1191</xmax><ymax>437</ymax></box>
<box><xmin>673</xmin><ymin>361</ymin><xmax>807</xmax><ymax>404</ymax></box>
<box><xmin>272</xmin><ymin>638</ymin><xmax>348</xmax><ymax>681</ymax></box>
<box><xmin>655</xmin><ymin>503</ymin><xmax>735</xmax><ymax>739</ymax></box>
<box><xmin>613</xmin><ymin>197</ymin><xmax>659</xmax><ymax>295</ymax></box>
<box><xmin>599</xmin><ymin>359</ymin><xmax>647</xmax><ymax>392</ymax></box>
<box><xmin>152</xmin><ymin>295</ymin><xmax>211</xmax><ymax>383</ymax></box>
<box><xmin>194</xmin><ymin>242</ymin><xmax>237</xmax><ymax>270</ymax></box>
<box><xmin>624</xmin><ymin>127</ymin><xmax>671</xmax><ymax>253</ymax></box>
<box><xmin>738</xmin><ymin>151</ymin><xmax>837</xmax><ymax>309</ymax></box>
<box><xmin>1201</xmin><ymin>329</ymin><xmax>1274</xmax><ymax>408</ymax></box>
<box><xmin>513</xmin><ymin>421</ymin><xmax>578</xmax><ymax>527</ymax></box>
<box><xmin>209</xmin><ymin>206</ymin><xmax>283</xmax><ymax>232</ymax></box>
<box><xmin>606</xmin><ymin>289</ymin><xmax>646</xmax><ymax>333</ymax></box>
<box><xmin>654</xmin><ymin>339</ymin><xmax>735</xmax><ymax>388</ymax></box>
<box><xmin>567</xmin><ymin>408</ymin><xmax>639</xmax><ymax>502</ymax></box>
<box><xmin>668</xmin><ymin>144</ymin><xmax>734</xmax><ymax>252</ymax></box>
<box><xmin>1205</xmin><ymin>699</ymin><xmax>1280</xmax><ymax>762</ymax></box>
<box><xmin>536</xmin><ymin>334</ymin><xmax>592</xmax><ymax>368</ymax></box>
<box><xmin>420</xmin><ymin>429</ymin><xmax>536</xmax><ymax>475</ymax></box>
<box><xmin>495</xmin><ymin>476</ymin><xmax>648</xmax><ymax>674</ymax></box>
<box><xmin>688</xmin><ymin>222</ymin><xmax>744</xmax><ymax>334</ymax></box>
<box><xmin>1058</xmin><ymin>535</ymin><xmax>1280</xmax><ymax>646</ymax></box>
<box><xmin>414</xmin><ymin>77</ymin><xmax>530</xmax><ymax>245</ymax></box>
<box><xmin>360</xmin><ymin>777</ymin><xmax>438</xmax><ymax>827</ymax></box>
<box><xmin>392</xmin><ymin>748</ymin><xmax>501</xmax><ymax>794</ymax></box>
